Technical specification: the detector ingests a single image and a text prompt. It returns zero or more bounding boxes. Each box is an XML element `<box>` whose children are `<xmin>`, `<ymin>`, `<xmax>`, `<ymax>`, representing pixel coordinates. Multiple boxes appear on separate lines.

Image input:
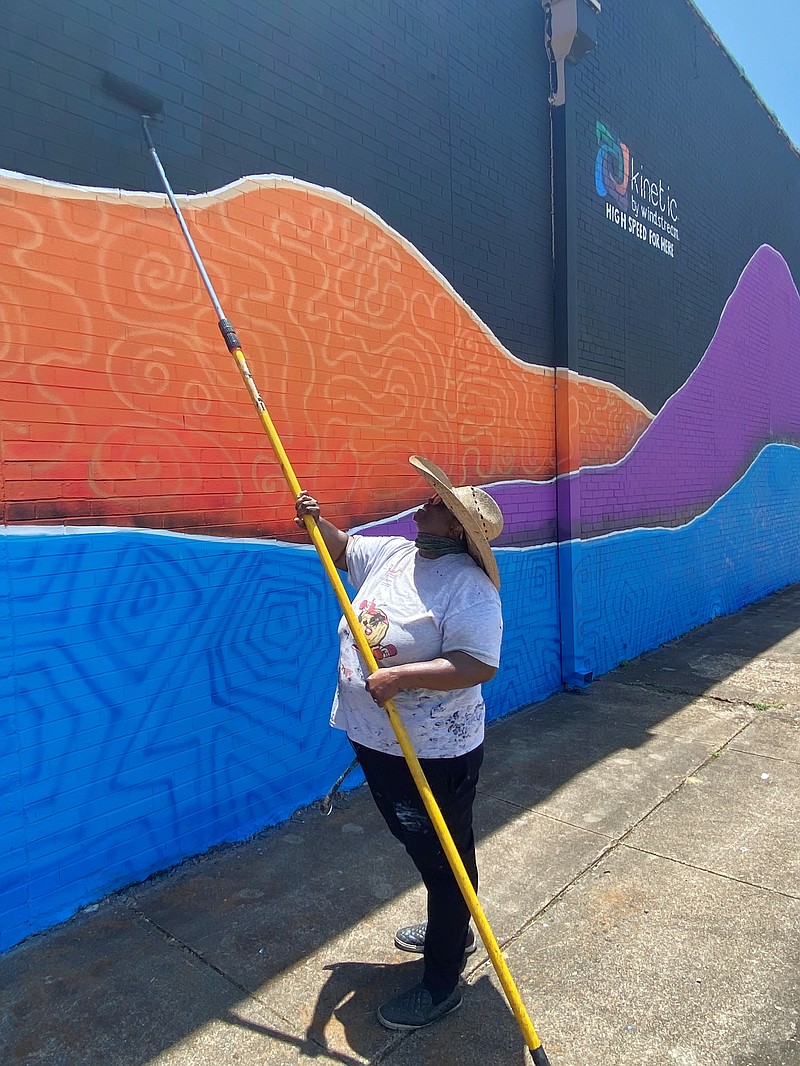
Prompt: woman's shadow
<box><xmin>301</xmin><ymin>957</ymin><xmax>530</xmax><ymax>1064</ymax></box>
<box><xmin>301</xmin><ymin>957</ymin><xmax>418</xmax><ymax>1059</ymax></box>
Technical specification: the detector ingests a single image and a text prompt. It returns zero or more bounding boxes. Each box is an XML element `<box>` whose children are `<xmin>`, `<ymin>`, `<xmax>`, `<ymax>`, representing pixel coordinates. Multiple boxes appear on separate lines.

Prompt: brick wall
<box><xmin>565</xmin><ymin>0</ymin><xmax>800</xmax><ymax>680</ymax></box>
<box><xmin>2</xmin><ymin>0</ymin><xmax>800</xmax><ymax>953</ymax></box>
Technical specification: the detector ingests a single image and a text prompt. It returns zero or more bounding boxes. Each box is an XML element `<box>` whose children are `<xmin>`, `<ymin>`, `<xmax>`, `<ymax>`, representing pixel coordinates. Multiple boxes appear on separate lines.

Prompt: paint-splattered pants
<box><xmin>352</xmin><ymin>740</ymin><xmax>484</xmax><ymax>1001</ymax></box>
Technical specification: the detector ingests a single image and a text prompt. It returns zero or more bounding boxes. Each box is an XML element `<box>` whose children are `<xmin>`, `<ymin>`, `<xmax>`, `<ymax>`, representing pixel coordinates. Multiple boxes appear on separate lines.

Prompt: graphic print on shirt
<box><xmin>357</xmin><ymin>600</ymin><xmax>398</xmax><ymax>661</ymax></box>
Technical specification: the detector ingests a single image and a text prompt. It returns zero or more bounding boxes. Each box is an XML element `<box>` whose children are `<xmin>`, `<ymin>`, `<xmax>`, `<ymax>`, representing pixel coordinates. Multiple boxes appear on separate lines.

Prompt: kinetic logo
<box><xmin>595</xmin><ymin>119</ymin><xmax>681</xmax><ymax>257</ymax></box>
<box><xmin>595</xmin><ymin>121</ymin><xmax>630</xmax><ymax>212</ymax></box>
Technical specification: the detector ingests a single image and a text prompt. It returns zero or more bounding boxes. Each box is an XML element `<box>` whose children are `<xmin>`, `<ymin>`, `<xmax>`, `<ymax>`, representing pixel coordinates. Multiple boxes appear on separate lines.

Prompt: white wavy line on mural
<box><xmin>560</xmin><ymin>441</ymin><xmax>800</xmax><ymax>547</ymax></box>
<box><xmin>6</xmin><ymin>443</ymin><xmax>797</xmax><ymax>551</ymax></box>
<box><xmin>0</xmin><ymin>166</ymin><xmax>653</xmax><ymax>421</ymax></box>
<box><xmin>354</xmin><ymin>441</ymin><xmax>800</xmax><ymax>547</ymax></box>
<box><xmin>568</xmin><ymin>243</ymin><xmax>800</xmax><ymax>476</ymax></box>
<box><xmin>349</xmin><ymin>477</ymin><xmax>555</xmax><ymax>535</ymax></box>
<box><xmin>486</xmin><ymin>442</ymin><xmax>800</xmax><ymax>551</ymax></box>
<box><xmin>0</xmin><ymin>524</ymin><xmax>275</xmax><ymax>547</ymax></box>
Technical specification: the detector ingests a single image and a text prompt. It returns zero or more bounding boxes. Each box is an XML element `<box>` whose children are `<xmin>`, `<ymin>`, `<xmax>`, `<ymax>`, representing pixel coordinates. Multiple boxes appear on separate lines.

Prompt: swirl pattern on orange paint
<box><xmin>0</xmin><ymin>174</ymin><xmax>652</xmax><ymax>537</ymax></box>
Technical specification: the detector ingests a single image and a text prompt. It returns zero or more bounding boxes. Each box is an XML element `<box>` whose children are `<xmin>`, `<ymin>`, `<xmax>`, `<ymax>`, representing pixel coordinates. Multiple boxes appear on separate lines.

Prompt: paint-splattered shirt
<box><xmin>331</xmin><ymin>535</ymin><xmax>503</xmax><ymax>757</ymax></box>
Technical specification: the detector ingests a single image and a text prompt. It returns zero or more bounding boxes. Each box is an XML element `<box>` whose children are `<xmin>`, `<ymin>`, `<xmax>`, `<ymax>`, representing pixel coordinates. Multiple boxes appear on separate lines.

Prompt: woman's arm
<box><xmin>364</xmin><ymin>651</ymin><xmax>496</xmax><ymax>707</ymax></box>
<box><xmin>295</xmin><ymin>491</ymin><xmax>349</xmax><ymax>571</ymax></box>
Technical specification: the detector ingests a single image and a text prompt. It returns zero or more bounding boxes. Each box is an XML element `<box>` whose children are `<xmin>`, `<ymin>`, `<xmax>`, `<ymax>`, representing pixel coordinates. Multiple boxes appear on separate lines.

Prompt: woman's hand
<box><xmin>295</xmin><ymin>491</ymin><xmax>321</xmax><ymax>527</ymax></box>
<box><xmin>365</xmin><ymin>667</ymin><xmax>405</xmax><ymax>707</ymax></box>
<box><xmin>364</xmin><ymin>652</ymin><xmax>496</xmax><ymax>708</ymax></box>
<box><xmin>294</xmin><ymin>491</ymin><xmax>350</xmax><ymax>569</ymax></box>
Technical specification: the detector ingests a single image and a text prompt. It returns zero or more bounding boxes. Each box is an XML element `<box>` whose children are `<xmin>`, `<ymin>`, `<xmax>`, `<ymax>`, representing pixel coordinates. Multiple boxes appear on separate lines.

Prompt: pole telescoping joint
<box><xmin>133</xmin><ymin>111</ymin><xmax>552</xmax><ymax>1064</ymax></box>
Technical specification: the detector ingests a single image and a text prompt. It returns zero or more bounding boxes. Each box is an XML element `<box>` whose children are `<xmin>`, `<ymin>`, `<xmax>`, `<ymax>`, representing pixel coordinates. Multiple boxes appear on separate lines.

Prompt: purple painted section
<box><xmin>360</xmin><ymin>246</ymin><xmax>800</xmax><ymax>546</ymax></box>
<box><xmin>574</xmin><ymin>245</ymin><xmax>800</xmax><ymax>535</ymax></box>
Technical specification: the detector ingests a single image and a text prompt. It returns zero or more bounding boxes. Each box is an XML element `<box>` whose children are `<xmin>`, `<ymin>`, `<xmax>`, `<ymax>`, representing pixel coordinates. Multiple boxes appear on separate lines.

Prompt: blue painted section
<box><xmin>0</xmin><ymin>533</ymin><xmax>351</xmax><ymax>950</ymax></box>
<box><xmin>0</xmin><ymin>524</ymin><xmax>561</xmax><ymax>951</ymax></box>
<box><xmin>577</xmin><ymin>445</ymin><xmax>800</xmax><ymax>678</ymax></box>
<box><xmin>2</xmin><ymin>444</ymin><xmax>800</xmax><ymax>950</ymax></box>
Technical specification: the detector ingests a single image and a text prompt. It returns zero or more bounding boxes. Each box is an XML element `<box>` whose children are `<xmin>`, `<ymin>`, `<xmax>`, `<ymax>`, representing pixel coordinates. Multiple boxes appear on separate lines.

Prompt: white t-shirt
<box><xmin>331</xmin><ymin>535</ymin><xmax>503</xmax><ymax>757</ymax></box>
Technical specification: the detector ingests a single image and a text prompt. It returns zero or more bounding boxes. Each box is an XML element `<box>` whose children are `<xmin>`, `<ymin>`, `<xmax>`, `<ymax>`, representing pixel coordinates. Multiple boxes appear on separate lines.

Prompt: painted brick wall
<box><xmin>0</xmin><ymin>527</ymin><xmax>563</xmax><ymax>952</ymax></box>
<box><xmin>2</xmin><ymin>0</ymin><xmax>800</xmax><ymax>955</ymax></box>
<box><xmin>0</xmin><ymin>174</ymin><xmax>563</xmax><ymax>536</ymax></box>
<box><xmin>565</xmin><ymin>0</ymin><xmax>800</xmax><ymax>679</ymax></box>
<box><xmin>0</xmin><ymin>0</ymin><xmax>563</xmax><ymax>950</ymax></box>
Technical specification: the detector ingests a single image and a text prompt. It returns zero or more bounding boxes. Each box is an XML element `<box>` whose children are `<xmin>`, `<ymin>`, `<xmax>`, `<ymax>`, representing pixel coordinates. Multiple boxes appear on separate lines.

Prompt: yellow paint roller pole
<box><xmin>232</xmin><ymin>356</ymin><xmax>550</xmax><ymax>1066</ymax></box>
<box><xmin>130</xmin><ymin>112</ymin><xmax>552</xmax><ymax>1065</ymax></box>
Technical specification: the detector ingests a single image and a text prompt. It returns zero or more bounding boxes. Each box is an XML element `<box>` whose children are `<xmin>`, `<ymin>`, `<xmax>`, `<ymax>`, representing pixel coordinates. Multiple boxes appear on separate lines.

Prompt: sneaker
<box><xmin>377</xmin><ymin>981</ymin><xmax>463</xmax><ymax>1031</ymax></box>
<box><xmin>394</xmin><ymin>921</ymin><xmax>477</xmax><ymax>957</ymax></box>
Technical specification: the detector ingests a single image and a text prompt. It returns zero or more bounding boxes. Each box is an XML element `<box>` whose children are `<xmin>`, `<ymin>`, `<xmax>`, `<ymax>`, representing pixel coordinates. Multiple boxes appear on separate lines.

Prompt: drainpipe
<box><xmin>542</xmin><ymin>0</ymin><xmax>600</xmax><ymax>687</ymax></box>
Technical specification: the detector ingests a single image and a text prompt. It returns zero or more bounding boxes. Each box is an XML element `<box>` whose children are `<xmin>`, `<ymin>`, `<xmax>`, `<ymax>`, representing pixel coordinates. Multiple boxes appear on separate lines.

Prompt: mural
<box><xmin>371</xmin><ymin>246</ymin><xmax>800</xmax><ymax>544</ymax></box>
<box><xmin>1</xmin><ymin>167</ymin><xmax>799</xmax><ymax>952</ymax></box>
<box><xmin>0</xmin><ymin>171</ymin><xmax>650</xmax><ymax>537</ymax></box>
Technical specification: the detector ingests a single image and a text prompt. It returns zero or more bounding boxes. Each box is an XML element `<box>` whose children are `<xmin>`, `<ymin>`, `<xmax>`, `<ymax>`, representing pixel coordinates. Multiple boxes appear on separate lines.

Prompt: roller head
<box><xmin>102</xmin><ymin>71</ymin><xmax>164</xmax><ymax>118</ymax></box>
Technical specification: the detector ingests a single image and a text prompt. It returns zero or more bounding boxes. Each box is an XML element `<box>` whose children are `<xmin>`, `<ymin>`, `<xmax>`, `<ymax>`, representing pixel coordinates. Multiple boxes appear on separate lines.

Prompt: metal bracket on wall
<box><xmin>542</xmin><ymin>0</ymin><xmax>601</xmax><ymax>106</ymax></box>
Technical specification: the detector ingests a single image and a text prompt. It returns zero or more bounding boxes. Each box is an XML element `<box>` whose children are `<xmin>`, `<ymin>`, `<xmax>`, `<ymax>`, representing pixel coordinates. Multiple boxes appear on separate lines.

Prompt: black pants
<box><xmin>352</xmin><ymin>740</ymin><xmax>483</xmax><ymax>1002</ymax></box>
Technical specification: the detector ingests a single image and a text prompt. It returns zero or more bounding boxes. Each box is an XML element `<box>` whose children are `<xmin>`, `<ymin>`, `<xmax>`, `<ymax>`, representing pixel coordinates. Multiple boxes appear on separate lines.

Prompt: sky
<box><xmin>692</xmin><ymin>0</ymin><xmax>800</xmax><ymax>150</ymax></box>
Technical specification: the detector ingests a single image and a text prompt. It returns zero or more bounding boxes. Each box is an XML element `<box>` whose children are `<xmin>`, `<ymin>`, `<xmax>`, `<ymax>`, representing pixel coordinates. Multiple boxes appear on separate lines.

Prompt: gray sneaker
<box><xmin>377</xmin><ymin>981</ymin><xmax>463</xmax><ymax>1030</ymax></box>
<box><xmin>394</xmin><ymin>921</ymin><xmax>477</xmax><ymax>956</ymax></box>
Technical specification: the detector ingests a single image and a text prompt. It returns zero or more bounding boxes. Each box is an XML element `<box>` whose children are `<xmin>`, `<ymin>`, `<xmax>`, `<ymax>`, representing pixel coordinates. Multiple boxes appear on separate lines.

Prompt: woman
<box><xmin>295</xmin><ymin>455</ymin><xmax>503</xmax><ymax>1032</ymax></box>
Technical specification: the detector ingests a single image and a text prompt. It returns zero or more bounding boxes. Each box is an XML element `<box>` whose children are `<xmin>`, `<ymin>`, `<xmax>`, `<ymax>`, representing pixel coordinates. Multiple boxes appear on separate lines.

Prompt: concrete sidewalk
<box><xmin>2</xmin><ymin>585</ymin><xmax>799</xmax><ymax>1066</ymax></box>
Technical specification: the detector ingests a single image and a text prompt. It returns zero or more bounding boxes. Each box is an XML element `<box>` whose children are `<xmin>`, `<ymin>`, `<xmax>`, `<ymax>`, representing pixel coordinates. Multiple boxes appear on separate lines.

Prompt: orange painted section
<box><xmin>0</xmin><ymin>176</ymin><xmax>651</xmax><ymax>537</ymax></box>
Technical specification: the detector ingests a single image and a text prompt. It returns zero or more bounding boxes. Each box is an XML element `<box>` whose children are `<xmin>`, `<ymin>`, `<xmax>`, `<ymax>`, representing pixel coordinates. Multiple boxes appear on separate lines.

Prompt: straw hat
<box><xmin>409</xmin><ymin>455</ymin><xmax>504</xmax><ymax>589</ymax></box>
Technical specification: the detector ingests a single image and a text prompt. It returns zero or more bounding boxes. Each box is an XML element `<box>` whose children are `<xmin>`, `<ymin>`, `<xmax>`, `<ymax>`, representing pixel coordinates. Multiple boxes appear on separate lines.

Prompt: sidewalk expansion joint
<box><xmin>120</xmin><ymin>894</ymin><xmax>254</xmax><ymax>997</ymax></box>
<box><xmin>472</xmin><ymin>738</ymin><xmax>750</xmax><ymax>961</ymax></box>
<box><xmin>118</xmin><ymin>894</ymin><xmax>317</xmax><ymax>1035</ymax></box>
<box><xmin>615</xmin><ymin>678</ymin><xmax>784</xmax><ymax>712</ymax></box>
<box><xmin>618</xmin><ymin>843</ymin><xmax>800</xmax><ymax>902</ymax></box>
<box><xmin>120</xmin><ymin>898</ymin><xmax>378</xmax><ymax>1062</ymax></box>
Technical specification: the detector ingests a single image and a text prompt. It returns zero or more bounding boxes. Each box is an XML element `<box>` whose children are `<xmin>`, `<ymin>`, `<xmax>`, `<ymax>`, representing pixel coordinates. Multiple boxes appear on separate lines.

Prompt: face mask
<box><xmin>414</xmin><ymin>533</ymin><xmax>468</xmax><ymax>556</ymax></box>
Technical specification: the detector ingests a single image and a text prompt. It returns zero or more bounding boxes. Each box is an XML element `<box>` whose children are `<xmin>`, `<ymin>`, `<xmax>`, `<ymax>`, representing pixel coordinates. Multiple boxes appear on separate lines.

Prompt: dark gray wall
<box><xmin>572</xmin><ymin>0</ymin><xmax>800</xmax><ymax>412</ymax></box>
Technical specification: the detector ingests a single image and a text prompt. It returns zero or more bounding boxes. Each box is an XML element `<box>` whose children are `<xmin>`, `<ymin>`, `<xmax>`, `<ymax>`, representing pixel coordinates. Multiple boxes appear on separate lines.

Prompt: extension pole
<box><xmin>140</xmin><ymin>117</ymin><xmax>551</xmax><ymax>1064</ymax></box>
